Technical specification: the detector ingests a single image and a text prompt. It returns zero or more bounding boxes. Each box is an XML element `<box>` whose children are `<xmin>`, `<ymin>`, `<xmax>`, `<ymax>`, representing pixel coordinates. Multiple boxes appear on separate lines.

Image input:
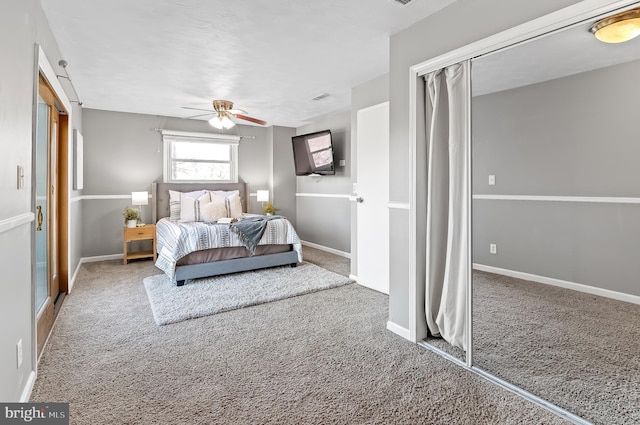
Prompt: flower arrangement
<box><xmin>263</xmin><ymin>202</ymin><xmax>276</xmax><ymax>215</ymax></box>
<box><xmin>123</xmin><ymin>206</ymin><xmax>141</xmax><ymax>223</ymax></box>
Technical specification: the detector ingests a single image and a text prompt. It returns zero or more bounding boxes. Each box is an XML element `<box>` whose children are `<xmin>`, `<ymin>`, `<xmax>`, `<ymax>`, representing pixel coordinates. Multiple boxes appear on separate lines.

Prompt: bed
<box><xmin>151</xmin><ymin>182</ymin><xmax>302</xmax><ymax>286</ymax></box>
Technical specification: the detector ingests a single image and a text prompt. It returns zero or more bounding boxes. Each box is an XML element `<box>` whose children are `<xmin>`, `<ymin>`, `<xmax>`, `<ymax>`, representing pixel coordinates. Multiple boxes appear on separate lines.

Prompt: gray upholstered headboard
<box><xmin>152</xmin><ymin>182</ymin><xmax>249</xmax><ymax>222</ymax></box>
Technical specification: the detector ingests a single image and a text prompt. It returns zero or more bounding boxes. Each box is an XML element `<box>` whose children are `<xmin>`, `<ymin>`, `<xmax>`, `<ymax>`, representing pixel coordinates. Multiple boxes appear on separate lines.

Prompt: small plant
<box><xmin>123</xmin><ymin>206</ymin><xmax>141</xmax><ymax>223</ymax></box>
<box><xmin>263</xmin><ymin>202</ymin><xmax>276</xmax><ymax>215</ymax></box>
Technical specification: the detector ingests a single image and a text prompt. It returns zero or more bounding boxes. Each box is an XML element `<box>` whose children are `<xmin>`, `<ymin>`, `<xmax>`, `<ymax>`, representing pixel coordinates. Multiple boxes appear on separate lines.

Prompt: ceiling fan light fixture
<box><xmin>220</xmin><ymin>115</ymin><xmax>235</xmax><ymax>129</ymax></box>
<box><xmin>209</xmin><ymin>113</ymin><xmax>235</xmax><ymax>129</ymax></box>
<box><xmin>591</xmin><ymin>9</ymin><xmax>640</xmax><ymax>43</ymax></box>
<box><xmin>209</xmin><ymin>115</ymin><xmax>224</xmax><ymax>129</ymax></box>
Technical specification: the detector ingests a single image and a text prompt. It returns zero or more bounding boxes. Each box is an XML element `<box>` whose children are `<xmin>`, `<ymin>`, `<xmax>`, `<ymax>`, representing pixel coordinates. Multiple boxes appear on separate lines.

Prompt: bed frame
<box><xmin>152</xmin><ymin>182</ymin><xmax>299</xmax><ymax>286</ymax></box>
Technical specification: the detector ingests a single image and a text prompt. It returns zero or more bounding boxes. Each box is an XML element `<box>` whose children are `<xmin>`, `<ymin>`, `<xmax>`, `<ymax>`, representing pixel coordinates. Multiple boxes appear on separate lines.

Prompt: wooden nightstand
<box><xmin>123</xmin><ymin>224</ymin><xmax>156</xmax><ymax>264</ymax></box>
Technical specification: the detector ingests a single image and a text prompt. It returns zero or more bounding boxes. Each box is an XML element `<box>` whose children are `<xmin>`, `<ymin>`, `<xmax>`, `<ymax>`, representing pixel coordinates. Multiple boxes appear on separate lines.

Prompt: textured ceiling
<box><xmin>40</xmin><ymin>0</ymin><xmax>455</xmax><ymax>128</ymax></box>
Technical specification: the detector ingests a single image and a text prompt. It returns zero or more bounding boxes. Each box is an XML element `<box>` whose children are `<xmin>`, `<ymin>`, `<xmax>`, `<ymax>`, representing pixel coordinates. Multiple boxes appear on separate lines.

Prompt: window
<box><xmin>161</xmin><ymin>130</ymin><xmax>241</xmax><ymax>183</ymax></box>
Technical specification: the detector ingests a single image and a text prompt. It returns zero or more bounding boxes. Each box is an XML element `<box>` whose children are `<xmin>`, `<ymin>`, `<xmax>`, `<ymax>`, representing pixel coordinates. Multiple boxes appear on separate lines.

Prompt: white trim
<box><xmin>473</xmin><ymin>263</ymin><xmax>640</xmax><ymax>306</ymax></box>
<box><xmin>71</xmin><ymin>194</ymin><xmax>155</xmax><ymax>201</ymax></box>
<box><xmin>75</xmin><ymin>194</ymin><xmax>135</xmax><ymax>200</ymax></box>
<box><xmin>464</xmin><ymin>60</ymin><xmax>473</xmax><ymax>368</ymax></box>
<box><xmin>408</xmin><ymin>58</ymin><xmax>418</xmax><ymax>344</ymax></box>
<box><xmin>19</xmin><ymin>370</ymin><xmax>37</xmax><ymax>402</ymax></box>
<box><xmin>387</xmin><ymin>202</ymin><xmax>410</xmax><ymax>210</ymax></box>
<box><xmin>81</xmin><ymin>254</ymin><xmax>124</xmax><ymax>263</ymax></box>
<box><xmin>68</xmin><ymin>257</ymin><xmax>84</xmax><ymax>293</ymax></box>
<box><xmin>160</xmin><ymin>129</ymin><xmax>241</xmax><ymax>143</ymax></box>
<box><xmin>473</xmin><ymin>194</ymin><xmax>640</xmax><ymax>204</ymax></box>
<box><xmin>301</xmin><ymin>240</ymin><xmax>351</xmax><ymax>259</ymax></box>
<box><xmin>0</xmin><ymin>212</ymin><xmax>35</xmax><ymax>234</ymax></box>
<box><xmin>296</xmin><ymin>193</ymin><xmax>351</xmax><ymax>199</ymax></box>
<box><xmin>387</xmin><ymin>321</ymin><xmax>411</xmax><ymax>340</ymax></box>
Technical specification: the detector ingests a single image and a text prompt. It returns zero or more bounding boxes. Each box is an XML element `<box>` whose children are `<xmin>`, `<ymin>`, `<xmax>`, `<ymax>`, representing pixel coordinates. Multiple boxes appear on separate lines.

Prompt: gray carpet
<box><xmin>426</xmin><ymin>270</ymin><xmax>640</xmax><ymax>425</ymax></box>
<box><xmin>144</xmin><ymin>262</ymin><xmax>353</xmax><ymax>325</ymax></box>
<box><xmin>29</xmin><ymin>253</ymin><xmax>569</xmax><ymax>424</ymax></box>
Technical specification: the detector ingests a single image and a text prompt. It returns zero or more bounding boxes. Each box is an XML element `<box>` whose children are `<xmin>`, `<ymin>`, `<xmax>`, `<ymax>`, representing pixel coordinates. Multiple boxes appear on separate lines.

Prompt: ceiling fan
<box><xmin>182</xmin><ymin>100</ymin><xmax>267</xmax><ymax>129</ymax></box>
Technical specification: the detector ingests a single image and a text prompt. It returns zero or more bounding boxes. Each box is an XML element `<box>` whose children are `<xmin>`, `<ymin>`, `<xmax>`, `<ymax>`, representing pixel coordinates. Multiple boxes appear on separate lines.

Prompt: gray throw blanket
<box><xmin>230</xmin><ymin>215</ymin><xmax>283</xmax><ymax>254</ymax></box>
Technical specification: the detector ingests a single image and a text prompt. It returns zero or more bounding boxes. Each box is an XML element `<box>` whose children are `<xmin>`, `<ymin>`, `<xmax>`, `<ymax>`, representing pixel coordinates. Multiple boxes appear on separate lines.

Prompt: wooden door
<box><xmin>36</xmin><ymin>75</ymin><xmax>65</xmax><ymax>355</ymax></box>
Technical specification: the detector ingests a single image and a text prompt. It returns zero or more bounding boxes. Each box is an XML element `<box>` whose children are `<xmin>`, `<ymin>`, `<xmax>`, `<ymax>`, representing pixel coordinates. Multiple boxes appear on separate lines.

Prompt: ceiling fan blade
<box><xmin>181</xmin><ymin>106</ymin><xmax>214</xmax><ymax>112</ymax></box>
<box><xmin>183</xmin><ymin>112</ymin><xmax>215</xmax><ymax>119</ymax></box>
<box><xmin>234</xmin><ymin>114</ymin><xmax>267</xmax><ymax>126</ymax></box>
<box><xmin>227</xmin><ymin>108</ymin><xmax>247</xmax><ymax>115</ymax></box>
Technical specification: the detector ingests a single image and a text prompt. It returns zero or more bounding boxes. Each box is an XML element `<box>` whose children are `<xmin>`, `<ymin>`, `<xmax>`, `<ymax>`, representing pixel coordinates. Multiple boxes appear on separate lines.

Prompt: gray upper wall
<box><xmin>387</xmin><ymin>0</ymin><xmax>584</xmax><ymax>329</ymax></box>
<box><xmin>473</xmin><ymin>58</ymin><xmax>640</xmax><ymax>197</ymax></box>
<box><xmin>294</xmin><ymin>109</ymin><xmax>352</xmax><ymax>253</ymax></box>
<box><xmin>0</xmin><ymin>0</ymin><xmax>83</xmax><ymax>402</ymax></box>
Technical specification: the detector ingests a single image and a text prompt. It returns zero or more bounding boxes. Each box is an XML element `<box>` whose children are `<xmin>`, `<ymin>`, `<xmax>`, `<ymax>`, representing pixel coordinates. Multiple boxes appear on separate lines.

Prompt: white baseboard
<box><xmin>387</xmin><ymin>321</ymin><xmax>411</xmax><ymax>341</ymax></box>
<box><xmin>81</xmin><ymin>254</ymin><xmax>123</xmax><ymax>263</ymax></box>
<box><xmin>474</xmin><ymin>263</ymin><xmax>640</xmax><ymax>306</ymax></box>
<box><xmin>19</xmin><ymin>370</ymin><xmax>36</xmax><ymax>402</ymax></box>
<box><xmin>68</xmin><ymin>259</ymin><xmax>84</xmax><ymax>293</ymax></box>
<box><xmin>301</xmin><ymin>240</ymin><xmax>351</xmax><ymax>259</ymax></box>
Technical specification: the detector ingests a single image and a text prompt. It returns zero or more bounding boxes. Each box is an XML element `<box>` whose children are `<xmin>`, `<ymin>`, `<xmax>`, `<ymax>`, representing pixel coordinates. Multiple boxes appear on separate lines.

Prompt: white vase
<box><xmin>126</xmin><ymin>220</ymin><xmax>137</xmax><ymax>228</ymax></box>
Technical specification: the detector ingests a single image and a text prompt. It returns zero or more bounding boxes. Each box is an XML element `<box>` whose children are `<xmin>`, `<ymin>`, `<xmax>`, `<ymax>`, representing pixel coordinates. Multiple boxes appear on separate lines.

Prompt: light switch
<box><xmin>488</xmin><ymin>175</ymin><xmax>496</xmax><ymax>186</ymax></box>
<box><xmin>17</xmin><ymin>166</ymin><xmax>24</xmax><ymax>189</ymax></box>
<box><xmin>339</xmin><ymin>159</ymin><xmax>346</xmax><ymax>167</ymax></box>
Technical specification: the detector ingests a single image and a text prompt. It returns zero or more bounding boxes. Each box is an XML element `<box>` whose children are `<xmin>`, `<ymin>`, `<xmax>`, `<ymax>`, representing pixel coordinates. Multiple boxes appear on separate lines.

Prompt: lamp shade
<box><xmin>256</xmin><ymin>190</ymin><xmax>269</xmax><ymax>203</ymax></box>
<box><xmin>209</xmin><ymin>113</ymin><xmax>236</xmax><ymax>129</ymax></box>
<box><xmin>131</xmin><ymin>191</ymin><xmax>149</xmax><ymax>206</ymax></box>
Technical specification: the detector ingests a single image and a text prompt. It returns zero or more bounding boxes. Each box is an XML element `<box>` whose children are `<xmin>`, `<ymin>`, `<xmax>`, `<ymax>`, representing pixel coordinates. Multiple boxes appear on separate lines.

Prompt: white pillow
<box><xmin>201</xmin><ymin>194</ymin><xmax>228</xmax><ymax>222</ymax></box>
<box><xmin>226</xmin><ymin>192</ymin><xmax>244</xmax><ymax>218</ymax></box>
<box><xmin>210</xmin><ymin>190</ymin><xmax>243</xmax><ymax>218</ymax></box>
<box><xmin>169</xmin><ymin>190</ymin><xmax>207</xmax><ymax>221</ymax></box>
<box><xmin>179</xmin><ymin>192</ymin><xmax>211</xmax><ymax>222</ymax></box>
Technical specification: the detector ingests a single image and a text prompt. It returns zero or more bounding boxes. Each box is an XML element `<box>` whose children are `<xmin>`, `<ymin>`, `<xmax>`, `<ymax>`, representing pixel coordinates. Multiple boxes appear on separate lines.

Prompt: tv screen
<box><xmin>291</xmin><ymin>130</ymin><xmax>335</xmax><ymax>176</ymax></box>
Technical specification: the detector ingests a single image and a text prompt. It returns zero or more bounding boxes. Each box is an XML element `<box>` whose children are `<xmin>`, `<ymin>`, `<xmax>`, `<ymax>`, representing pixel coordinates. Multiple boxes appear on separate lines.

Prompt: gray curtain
<box><xmin>423</xmin><ymin>61</ymin><xmax>470</xmax><ymax>351</ymax></box>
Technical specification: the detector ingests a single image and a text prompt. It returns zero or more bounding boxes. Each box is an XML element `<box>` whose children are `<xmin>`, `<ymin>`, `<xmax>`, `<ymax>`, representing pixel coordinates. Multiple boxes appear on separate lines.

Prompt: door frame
<box><xmin>32</xmin><ymin>45</ymin><xmax>73</xmax><ymax>362</ymax></box>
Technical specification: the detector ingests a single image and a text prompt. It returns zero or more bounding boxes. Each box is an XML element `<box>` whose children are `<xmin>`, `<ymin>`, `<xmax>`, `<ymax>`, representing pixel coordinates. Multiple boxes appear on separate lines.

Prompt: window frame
<box><xmin>161</xmin><ymin>130</ymin><xmax>241</xmax><ymax>183</ymax></box>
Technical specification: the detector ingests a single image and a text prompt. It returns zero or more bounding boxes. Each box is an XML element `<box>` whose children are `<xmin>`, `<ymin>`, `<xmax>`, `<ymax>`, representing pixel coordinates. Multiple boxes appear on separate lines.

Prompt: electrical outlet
<box><xmin>16</xmin><ymin>339</ymin><xmax>22</xmax><ymax>368</ymax></box>
<box><xmin>488</xmin><ymin>175</ymin><xmax>496</xmax><ymax>186</ymax></box>
<box><xmin>490</xmin><ymin>244</ymin><xmax>497</xmax><ymax>254</ymax></box>
<box><xmin>339</xmin><ymin>159</ymin><xmax>346</xmax><ymax>167</ymax></box>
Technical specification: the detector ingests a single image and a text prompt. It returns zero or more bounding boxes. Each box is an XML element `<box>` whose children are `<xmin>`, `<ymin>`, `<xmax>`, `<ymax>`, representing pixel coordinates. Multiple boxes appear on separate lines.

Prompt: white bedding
<box><xmin>155</xmin><ymin>216</ymin><xmax>302</xmax><ymax>279</ymax></box>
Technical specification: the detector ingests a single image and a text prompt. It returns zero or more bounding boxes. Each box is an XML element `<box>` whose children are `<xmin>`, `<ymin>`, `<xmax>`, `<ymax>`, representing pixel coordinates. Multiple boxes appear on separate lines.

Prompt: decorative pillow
<box><xmin>169</xmin><ymin>190</ymin><xmax>207</xmax><ymax>221</ymax></box>
<box><xmin>179</xmin><ymin>192</ymin><xmax>211</xmax><ymax>222</ymax></box>
<box><xmin>201</xmin><ymin>194</ymin><xmax>228</xmax><ymax>222</ymax></box>
<box><xmin>226</xmin><ymin>192</ymin><xmax>244</xmax><ymax>218</ymax></box>
<box><xmin>210</xmin><ymin>190</ymin><xmax>244</xmax><ymax>218</ymax></box>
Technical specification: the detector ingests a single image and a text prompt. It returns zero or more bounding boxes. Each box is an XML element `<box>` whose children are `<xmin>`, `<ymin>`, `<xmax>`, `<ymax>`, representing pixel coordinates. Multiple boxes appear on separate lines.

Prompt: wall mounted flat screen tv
<box><xmin>291</xmin><ymin>130</ymin><xmax>335</xmax><ymax>176</ymax></box>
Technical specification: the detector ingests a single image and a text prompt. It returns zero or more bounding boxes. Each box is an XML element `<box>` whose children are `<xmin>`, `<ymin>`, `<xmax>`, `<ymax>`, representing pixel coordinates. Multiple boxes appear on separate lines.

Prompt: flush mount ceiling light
<box><xmin>590</xmin><ymin>8</ymin><xmax>640</xmax><ymax>43</ymax></box>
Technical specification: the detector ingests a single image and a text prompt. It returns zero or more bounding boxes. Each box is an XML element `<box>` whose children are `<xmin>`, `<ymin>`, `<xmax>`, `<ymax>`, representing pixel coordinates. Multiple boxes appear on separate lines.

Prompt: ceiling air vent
<box><xmin>393</xmin><ymin>0</ymin><xmax>414</xmax><ymax>5</ymax></box>
<box><xmin>312</xmin><ymin>93</ymin><xmax>330</xmax><ymax>101</ymax></box>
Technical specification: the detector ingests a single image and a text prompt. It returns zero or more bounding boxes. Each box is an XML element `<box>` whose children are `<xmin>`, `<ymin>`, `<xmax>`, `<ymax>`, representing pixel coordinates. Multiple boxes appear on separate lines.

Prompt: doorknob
<box><xmin>356</xmin><ymin>197</ymin><xmax>364</xmax><ymax>203</ymax></box>
<box><xmin>36</xmin><ymin>205</ymin><xmax>43</xmax><ymax>231</ymax></box>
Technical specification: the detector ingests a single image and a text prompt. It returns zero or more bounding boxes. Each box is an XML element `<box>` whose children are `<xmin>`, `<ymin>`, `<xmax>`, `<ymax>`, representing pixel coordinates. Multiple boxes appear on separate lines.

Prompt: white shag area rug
<box><xmin>143</xmin><ymin>262</ymin><xmax>354</xmax><ymax>325</ymax></box>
